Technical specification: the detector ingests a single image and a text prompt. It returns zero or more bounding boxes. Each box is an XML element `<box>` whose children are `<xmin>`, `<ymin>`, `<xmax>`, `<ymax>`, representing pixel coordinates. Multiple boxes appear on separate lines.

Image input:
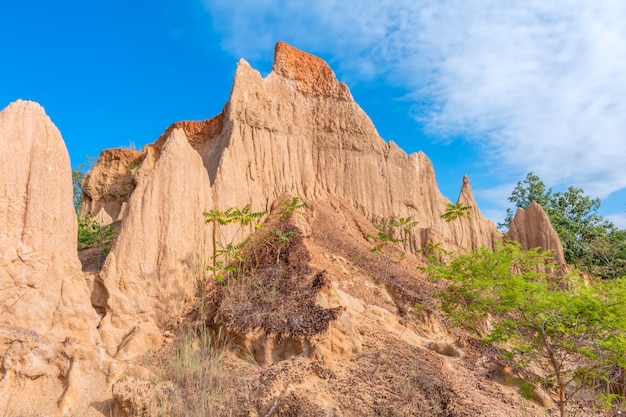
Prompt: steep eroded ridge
<box><xmin>90</xmin><ymin>42</ymin><xmax>499</xmax><ymax>359</ymax></box>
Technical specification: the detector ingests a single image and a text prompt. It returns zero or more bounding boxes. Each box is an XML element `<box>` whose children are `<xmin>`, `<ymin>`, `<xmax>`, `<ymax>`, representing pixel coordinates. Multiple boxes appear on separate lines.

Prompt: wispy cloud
<box><xmin>607</xmin><ymin>212</ymin><xmax>626</xmax><ymax>229</ymax></box>
<box><xmin>201</xmin><ymin>0</ymin><xmax>626</xmax><ymax>200</ymax></box>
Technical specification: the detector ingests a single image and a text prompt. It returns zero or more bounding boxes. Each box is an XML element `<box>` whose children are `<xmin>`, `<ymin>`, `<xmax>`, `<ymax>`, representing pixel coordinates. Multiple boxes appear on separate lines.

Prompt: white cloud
<box><xmin>607</xmin><ymin>212</ymin><xmax>626</xmax><ymax>229</ymax></box>
<box><xmin>201</xmin><ymin>0</ymin><xmax>626</xmax><ymax>199</ymax></box>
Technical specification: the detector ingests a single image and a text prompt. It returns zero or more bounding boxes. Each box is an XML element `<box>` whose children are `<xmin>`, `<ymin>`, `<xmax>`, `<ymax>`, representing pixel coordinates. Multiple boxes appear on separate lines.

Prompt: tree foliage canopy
<box><xmin>429</xmin><ymin>241</ymin><xmax>626</xmax><ymax>416</ymax></box>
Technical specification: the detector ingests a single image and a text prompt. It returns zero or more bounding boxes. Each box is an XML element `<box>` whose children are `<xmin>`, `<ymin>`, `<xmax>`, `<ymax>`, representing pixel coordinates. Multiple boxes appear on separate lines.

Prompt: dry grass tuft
<box><xmin>143</xmin><ymin>324</ymin><xmax>253</xmax><ymax>417</ymax></box>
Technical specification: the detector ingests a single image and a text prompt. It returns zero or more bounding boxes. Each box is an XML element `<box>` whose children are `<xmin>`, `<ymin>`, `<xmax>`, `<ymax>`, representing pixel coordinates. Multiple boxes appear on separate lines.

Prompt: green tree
<box><xmin>71</xmin><ymin>157</ymin><xmax>95</xmax><ymax>214</ymax></box>
<box><xmin>584</xmin><ymin>228</ymin><xmax>626</xmax><ymax>280</ymax></box>
<box><xmin>428</xmin><ymin>241</ymin><xmax>626</xmax><ymax>416</ymax></box>
<box><xmin>72</xmin><ymin>168</ymin><xmax>84</xmax><ymax>213</ymax></box>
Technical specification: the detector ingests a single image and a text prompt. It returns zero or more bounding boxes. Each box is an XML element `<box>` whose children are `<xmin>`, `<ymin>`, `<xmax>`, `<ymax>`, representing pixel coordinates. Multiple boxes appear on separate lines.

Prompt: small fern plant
<box><xmin>203</xmin><ymin>204</ymin><xmax>266</xmax><ymax>282</ymax></box>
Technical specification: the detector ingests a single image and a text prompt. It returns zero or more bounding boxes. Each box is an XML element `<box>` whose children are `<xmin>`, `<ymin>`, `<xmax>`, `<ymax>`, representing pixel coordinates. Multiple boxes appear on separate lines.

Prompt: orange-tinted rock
<box><xmin>272</xmin><ymin>41</ymin><xmax>352</xmax><ymax>100</ymax></box>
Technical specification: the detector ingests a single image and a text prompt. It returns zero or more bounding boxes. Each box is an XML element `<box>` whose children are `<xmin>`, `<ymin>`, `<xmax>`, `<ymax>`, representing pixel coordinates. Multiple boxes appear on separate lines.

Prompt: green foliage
<box><xmin>390</xmin><ymin>216</ymin><xmax>420</xmax><ymax>241</ymax></box>
<box><xmin>367</xmin><ymin>216</ymin><xmax>418</xmax><ymax>253</ymax></box>
<box><xmin>267</xmin><ymin>197</ymin><xmax>307</xmax><ymax>264</ymax></box>
<box><xmin>502</xmin><ymin>172</ymin><xmax>552</xmax><ymax>226</ymax></box>
<box><xmin>441</xmin><ymin>202</ymin><xmax>472</xmax><ymax>247</ymax></box>
<box><xmin>77</xmin><ymin>216</ymin><xmax>117</xmax><ymax>250</ymax></box>
<box><xmin>72</xmin><ymin>169</ymin><xmax>84</xmax><ymax>213</ymax></box>
<box><xmin>71</xmin><ymin>157</ymin><xmax>95</xmax><ymax>214</ymax></box>
<box><xmin>277</xmin><ymin>196</ymin><xmax>308</xmax><ymax>221</ymax></box>
<box><xmin>203</xmin><ymin>204</ymin><xmax>266</xmax><ymax>283</ymax></box>
<box><xmin>367</xmin><ymin>226</ymin><xmax>404</xmax><ymax>253</ymax></box>
<box><xmin>203</xmin><ymin>198</ymin><xmax>307</xmax><ymax>283</ymax></box>
<box><xmin>127</xmin><ymin>161</ymin><xmax>141</xmax><ymax>170</ymax></box>
<box><xmin>419</xmin><ymin>240</ymin><xmax>451</xmax><ymax>266</ymax></box>
<box><xmin>366</xmin><ymin>217</ymin><xmax>418</xmax><ymax>284</ymax></box>
<box><xmin>268</xmin><ymin>228</ymin><xmax>296</xmax><ymax>265</ymax></box>
<box><xmin>549</xmin><ymin>186</ymin><xmax>612</xmax><ymax>265</ymax></box>
<box><xmin>207</xmin><ymin>242</ymin><xmax>245</xmax><ymax>282</ymax></box>
<box><xmin>441</xmin><ymin>202</ymin><xmax>472</xmax><ymax>223</ymax></box>
<box><xmin>428</xmin><ymin>241</ymin><xmax>626</xmax><ymax>416</ymax></box>
<box><xmin>583</xmin><ymin>227</ymin><xmax>626</xmax><ymax>280</ymax></box>
<box><xmin>502</xmin><ymin>172</ymin><xmax>625</xmax><ymax>279</ymax></box>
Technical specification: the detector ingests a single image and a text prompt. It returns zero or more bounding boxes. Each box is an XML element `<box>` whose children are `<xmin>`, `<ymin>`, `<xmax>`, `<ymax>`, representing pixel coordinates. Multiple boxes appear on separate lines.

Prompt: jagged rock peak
<box><xmin>455</xmin><ymin>175</ymin><xmax>495</xmax><ymax>249</ymax></box>
<box><xmin>271</xmin><ymin>41</ymin><xmax>352</xmax><ymax>100</ymax></box>
<box><xmin>506</xmin><ymin>200</ymin><xmax>566</xmax><ymax>264</ymax></box>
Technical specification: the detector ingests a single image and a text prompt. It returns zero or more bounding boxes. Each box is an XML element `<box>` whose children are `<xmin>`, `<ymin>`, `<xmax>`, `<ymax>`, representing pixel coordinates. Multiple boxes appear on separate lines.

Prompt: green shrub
<box><xmin>77</xmin><ymin>216</ymin><xmax>117</xmax><ymax>250</ymax></box>
<box><xmin>428</xmin><ymin>241</ymin><xmax>626</xmax><ymax>416</ymax></box>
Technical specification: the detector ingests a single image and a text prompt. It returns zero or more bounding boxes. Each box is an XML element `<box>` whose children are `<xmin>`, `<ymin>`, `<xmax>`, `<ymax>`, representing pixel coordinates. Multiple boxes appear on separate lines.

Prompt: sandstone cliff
<box><xmin>0</xmin><ymin>43</ymin><xmax>597</xmax><ymax>417</ymax></box>
<box><xmin>98</xmin><ymin>129</ymin><xmax>214</xmax><ymax>359</ymax></box>
<box><xmin>201</xmin><ymin>42</ymin><xmax>498</xmax><ymax>251</ymax></box>
<box><xmin>91</xmin><ymin>42</ymin><xmax>500</xmax><ymax>358</ymax></box>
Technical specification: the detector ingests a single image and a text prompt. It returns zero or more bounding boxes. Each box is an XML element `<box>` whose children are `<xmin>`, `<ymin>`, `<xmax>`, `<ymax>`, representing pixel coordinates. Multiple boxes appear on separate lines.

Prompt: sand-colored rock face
<box><xmin>98</xmin><ymin>128</ymin><xmax>213</xmax><ymax>358</ymax></box>
<box><xmin>0</xmin><ymin>101</ymin><xmax>106</xmax><ymax>416</ymax></box>
<box><xmin>209</xmin><ymin>42</ymin><xmax>498</xmax><ymax>249</ymax></box>
<box><xmin>87</xmin><ymin>42</ymin><xmax>499</xmax><ymax>357</ymax></box>
<box><xmin>0</xmin><ymin>100</ymin><xmax>99</xmax><ymax>345</ymax></box>
<box><xmin>506</xmin><ymin>200</ymin><xmax>566</xmax><ymax>264</ymax></box>
<box><xmin>81</xmin><ymin>148</ymin><xmax>143</xmax><ymax>225</ymax></box>
<box><xmin>455</xmin><ymin>175</ymin><xmax>498</xmax><ymax>249</ymax></box>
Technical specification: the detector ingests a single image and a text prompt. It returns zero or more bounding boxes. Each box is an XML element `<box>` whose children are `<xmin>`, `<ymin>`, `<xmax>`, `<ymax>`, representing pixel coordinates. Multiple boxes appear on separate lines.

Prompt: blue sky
<box><xmin>2</xmin><ymin>0</ymin><xmax>626</xmax><ymax>227</ymax></box>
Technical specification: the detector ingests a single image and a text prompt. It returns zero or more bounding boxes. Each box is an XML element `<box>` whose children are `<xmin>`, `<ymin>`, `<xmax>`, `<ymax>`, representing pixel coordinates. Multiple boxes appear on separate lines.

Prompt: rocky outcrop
<box><xmin>87</xmin><ymin>42</ymin><xmax>499</xmax><ymax>357</ymax></box>
<box><xmin>89</xmin><ymin>43</ymin><xmax>498</xmax><ymax>251</ymax></box>
<box><xmin>506</xmin><ymin>200</ymin><xmax>566</xmax><ymax>264</ymax></box>
<box><xmin>0</xmin><ymin>100</ymin><xmax>100</xmax><ymax>344</ymax></box>
<box><xmin>0</xmin><ymin>100</ymin><xmax>106</xmax><ymax>416</ymax></box>
<box><xmin>207</xmin><ymin>42</ymin><xmax>491</xmax><ymax>244</ymax></box>
<box><xmin>81</xmin><ymin>148</ymin><xmax>143</xmax><ymax>226</ymax></box>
